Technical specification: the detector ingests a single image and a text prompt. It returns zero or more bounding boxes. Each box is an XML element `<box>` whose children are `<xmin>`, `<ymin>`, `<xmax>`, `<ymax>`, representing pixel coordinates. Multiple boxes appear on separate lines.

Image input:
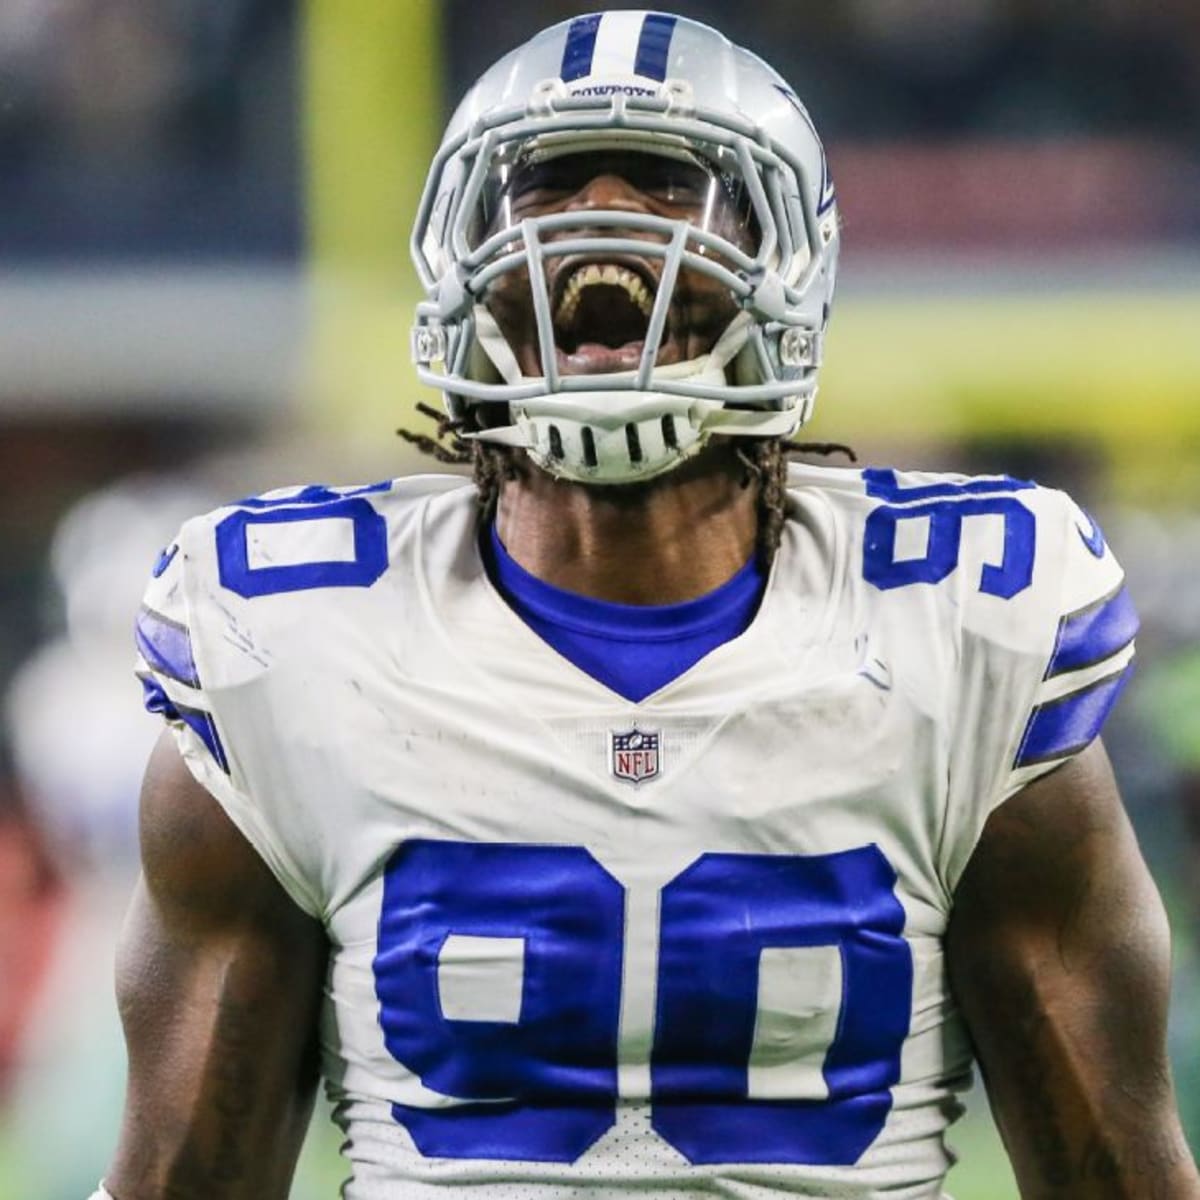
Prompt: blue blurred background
<box><xmin>0</xmin><ymin>3</ymin><xmax>1197</xmax><ymax>1195</ymax></box>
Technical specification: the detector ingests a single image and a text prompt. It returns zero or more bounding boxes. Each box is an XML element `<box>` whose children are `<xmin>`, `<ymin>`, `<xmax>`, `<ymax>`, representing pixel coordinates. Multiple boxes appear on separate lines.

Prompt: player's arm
<box><xmin>947</xmin><ymin>739</ymin><xmax>1200</xmax><ymax>1200</ymax></box>
<box><xmin>103</xmin><ymin>731</ymin><xmax>329</xmax><ymax>1200</ymax></box>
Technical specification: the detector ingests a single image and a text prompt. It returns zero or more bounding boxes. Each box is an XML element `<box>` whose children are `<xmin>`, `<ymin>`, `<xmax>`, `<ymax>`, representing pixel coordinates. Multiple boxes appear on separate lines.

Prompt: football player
<box><xmin>100</xmin><ymin>12</ymin><xmax>1199</xmax><ymax>1200</ymax></box>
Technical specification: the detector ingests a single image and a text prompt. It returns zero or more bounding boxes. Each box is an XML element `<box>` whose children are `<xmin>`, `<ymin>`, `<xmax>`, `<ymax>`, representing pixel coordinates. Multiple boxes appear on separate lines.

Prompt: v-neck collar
<box><xmin>412</xmin><ymin>483</ymin><xmax>844</xmax><ymax>718</ymax></box>
<box><xmin>484</xmin><ymin>523</ymin><xmax>766</xmax><ymax>641</ymax></box>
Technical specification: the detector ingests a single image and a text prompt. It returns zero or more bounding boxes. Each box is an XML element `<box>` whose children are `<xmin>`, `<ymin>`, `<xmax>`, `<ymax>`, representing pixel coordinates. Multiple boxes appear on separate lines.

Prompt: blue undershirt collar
<box><xmin>483</xmin><ymin>523</ymin><xmax>767</xmax><ymax>702</ymax></box>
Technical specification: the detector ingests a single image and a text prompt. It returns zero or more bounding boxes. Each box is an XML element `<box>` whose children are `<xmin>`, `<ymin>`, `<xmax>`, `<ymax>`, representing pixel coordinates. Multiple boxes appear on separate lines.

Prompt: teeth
<box><xmin>553</xmin><ymin>263</ymin><xmax>655</xmax><ymax>328</ymax></box>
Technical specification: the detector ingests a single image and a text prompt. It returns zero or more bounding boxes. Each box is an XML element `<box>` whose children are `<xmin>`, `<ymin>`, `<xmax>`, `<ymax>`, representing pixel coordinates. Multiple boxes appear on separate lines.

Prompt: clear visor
<box><xmin>471</xmin><ymin>141</ymin><xmax>761</xmax><ymax>255</ymax></box>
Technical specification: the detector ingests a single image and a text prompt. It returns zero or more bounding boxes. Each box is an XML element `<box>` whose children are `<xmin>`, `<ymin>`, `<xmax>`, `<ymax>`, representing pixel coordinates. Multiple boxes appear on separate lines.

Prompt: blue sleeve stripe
<box><xmin>1014</xmin><ymin>665</ymin><xmax>1133</xmax><ymax>768</ymax></box>
<box><xmin>138</xmin><ymin>672</ymin><xmax>180</xmax><ymax>719</ymax></box>
<box><xmin>136</xmin><ymin>673</ymin><xmax>229</xmax><ymax>774</ymax></box>
<box><xmin>633</xmin><ymin>13</ymin><xmax>677</xmax><ymax>80</ymax></box>
<box><xmin>176</xmin><ymin>703</ymin><xmax>230</xmax><ymax>774</ymax></box>
<box><xmin>135</xmin><ymin>605</ymin><xmax>200</xmax><ymax>688</ymax></box>
<box><xmin>1045</xmin><ymin>584</ymin><xmax>1138</xmax><ymax>679</ymax></box>
<box><xmin>561</xmin><ymin>14</ymin><xmax>602</xmax><ymax>81</ymax></box>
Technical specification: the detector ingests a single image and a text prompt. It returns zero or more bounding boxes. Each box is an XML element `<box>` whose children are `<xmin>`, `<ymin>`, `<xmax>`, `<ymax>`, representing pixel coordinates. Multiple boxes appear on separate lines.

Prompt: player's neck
<box><xmin>493</xmin><ymin>445</ymin><xmax>760</xmax><ymax>605</ymax></box>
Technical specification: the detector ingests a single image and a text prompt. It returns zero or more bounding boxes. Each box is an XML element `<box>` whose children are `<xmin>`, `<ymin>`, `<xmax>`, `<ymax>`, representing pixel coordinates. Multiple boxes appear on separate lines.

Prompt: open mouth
<box><xmin>483</xmin><ymin>248</ymin><xmax>739</xmax><ymax>381</ymax></box>
<box><xmin>550</xmin><ymin>258</ymin><xmax>664</xmax><ymax>374</ymax></box>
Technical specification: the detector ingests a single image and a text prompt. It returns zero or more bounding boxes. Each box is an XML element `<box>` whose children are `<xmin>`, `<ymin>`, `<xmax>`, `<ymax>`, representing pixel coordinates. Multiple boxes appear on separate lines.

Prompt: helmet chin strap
<box><xmin>475</xmin><ymin>393</ymin><xmax>802</xmax><ymax>484</ymax></box>
<box><xmin>467</xmin><ymin>305</ymin><xmax>801</xmax><ymax>484</ymax></box>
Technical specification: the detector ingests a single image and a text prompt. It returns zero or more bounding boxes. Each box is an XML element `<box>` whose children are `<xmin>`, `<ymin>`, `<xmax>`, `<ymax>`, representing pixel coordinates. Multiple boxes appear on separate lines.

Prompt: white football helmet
<box><xmin>411</xmin><ymin>11</ymin><xmax>839</xmax><ymax>484</ymax></box>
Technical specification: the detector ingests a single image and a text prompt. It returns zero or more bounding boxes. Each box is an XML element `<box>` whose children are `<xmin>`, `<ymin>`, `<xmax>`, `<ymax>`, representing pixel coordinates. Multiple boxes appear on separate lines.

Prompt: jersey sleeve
<box><xmin>1003</xmin><ymin>497</ymin><xmax>1137</xmax><ymax>794</ymax></box>
<box><xmin>135</xmin><ymin>520</ymin><xmax>324</xmax><ymax>917</ymax></box>
<box><xmin>136</xmin><ymin>540</ymin><xmax>230</xmax><ymax>775</ymax></box>
<box><xmin>941</xmin><ymin>488</ymin><xmax>1138</xmax><ymax>892</ymax></box>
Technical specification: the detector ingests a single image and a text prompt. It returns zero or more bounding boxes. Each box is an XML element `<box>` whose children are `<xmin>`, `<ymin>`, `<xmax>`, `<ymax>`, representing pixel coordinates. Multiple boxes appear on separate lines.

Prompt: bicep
<box><xmin>947</xmin><ymin>740</ymin><xmax>1198</xmax><ymax>1199</ymax></box>
<box><xmin>107</xmin><ymin>731</ymin><xmax>328</xmax><ymax>1200</ymax></box>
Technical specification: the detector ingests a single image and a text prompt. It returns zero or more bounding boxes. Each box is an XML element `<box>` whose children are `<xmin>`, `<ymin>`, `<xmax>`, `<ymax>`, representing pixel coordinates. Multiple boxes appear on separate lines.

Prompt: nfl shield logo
<box><xmin>610</xmin><ymin>727</ymin><xmax>661</xmax><ymax>785</ymax></box>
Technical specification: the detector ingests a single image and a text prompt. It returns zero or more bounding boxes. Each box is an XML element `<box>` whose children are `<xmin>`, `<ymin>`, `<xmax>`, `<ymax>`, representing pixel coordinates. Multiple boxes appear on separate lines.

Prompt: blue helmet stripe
<box><xmin>633</xmin><ymin>13</ymin><xmax>677</xmax><ymax>81</ymax></box>
<box><xmin>561</xmin><ymin>14</ymin><xmax>603</xmax><ymax>82</ymax></box>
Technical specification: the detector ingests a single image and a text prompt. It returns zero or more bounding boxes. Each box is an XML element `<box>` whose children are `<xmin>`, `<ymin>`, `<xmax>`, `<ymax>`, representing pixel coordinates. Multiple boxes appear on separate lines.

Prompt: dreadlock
<box><xmin>398</xmin><ymin>402</ymin><xmax>515</xmax><ymax>519</ymax></box>
<box><xmin>398</xmin><ymin>403</ymin><xmax>855</xmax><ymax>567</ymax></box>
<box><xmin>732</xmin><ymin>437</ymin><xmax>857</xmax><ymax>566</ymax></box>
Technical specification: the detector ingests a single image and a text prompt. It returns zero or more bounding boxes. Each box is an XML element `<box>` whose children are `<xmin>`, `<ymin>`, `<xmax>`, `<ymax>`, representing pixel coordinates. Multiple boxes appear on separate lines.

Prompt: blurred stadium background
<box><xmin>0</xmin><ymin>2</ymin><xmax>1197</xmax><ymax>1195</ymax></box>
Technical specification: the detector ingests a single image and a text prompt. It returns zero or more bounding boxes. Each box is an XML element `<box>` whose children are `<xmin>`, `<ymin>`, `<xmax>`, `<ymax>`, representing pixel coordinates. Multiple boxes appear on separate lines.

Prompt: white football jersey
<box><xmin>135</xmin><ymin>464</ymin><xmax>1135</xmax><ymax>1199</ymax></box>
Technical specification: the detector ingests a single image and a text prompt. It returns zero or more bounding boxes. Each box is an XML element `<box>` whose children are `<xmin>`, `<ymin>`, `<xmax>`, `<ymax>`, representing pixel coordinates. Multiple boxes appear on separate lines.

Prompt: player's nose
<box><xmin>565</xmin><ymin>173</ymin><xmax>648</xmax><ymax>213</ymax></box>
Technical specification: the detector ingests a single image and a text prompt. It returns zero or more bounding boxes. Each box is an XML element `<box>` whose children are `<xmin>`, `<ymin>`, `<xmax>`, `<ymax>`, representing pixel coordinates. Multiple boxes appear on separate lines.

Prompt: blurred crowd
<box><xmin>1</xmin><ymin>0</ymin><xmax>1197</xmax><ymax>261</ymax></box>
<box><xmin>0</xmin><ymin>0</ymin><xmax>298</xmax><ymax>259</ymax></box>
<box><xmin>0</xmin><ymin>2</ymin><xmax>1197</xmax><ymax>1196</ymax></box>
<box><xmin>450</xmin><ymin>0</ymin><xmax>1200</xmax><ymax>142</ymax></box>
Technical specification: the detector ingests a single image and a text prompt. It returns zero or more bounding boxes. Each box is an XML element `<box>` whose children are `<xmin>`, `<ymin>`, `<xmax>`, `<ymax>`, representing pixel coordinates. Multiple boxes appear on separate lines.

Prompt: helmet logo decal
<box><xmin>561</xmin><ymin>12</ymin><xmax>678</xmax><ymax>84</ymax></box>
<box><xmin>773</xmin><ymin>84</ymin><xmax>836</xmax><ymax>215</ymax></box>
